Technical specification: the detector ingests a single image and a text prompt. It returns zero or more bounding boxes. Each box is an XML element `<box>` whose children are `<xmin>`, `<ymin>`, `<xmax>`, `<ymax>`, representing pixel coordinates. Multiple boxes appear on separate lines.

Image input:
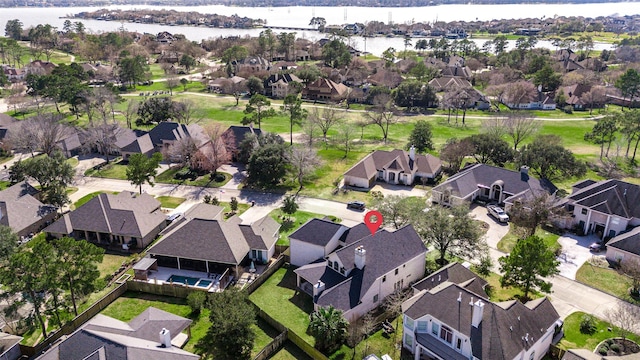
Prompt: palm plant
<box><xmin>308</xmin><ymin>305</ymin><xmax>349</xmax><ymax>353</ymax></box>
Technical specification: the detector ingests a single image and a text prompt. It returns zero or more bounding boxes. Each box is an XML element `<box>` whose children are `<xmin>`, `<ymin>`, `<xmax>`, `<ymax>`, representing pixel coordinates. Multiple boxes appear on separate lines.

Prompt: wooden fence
<box><xmin>254</xmin><ymin>331</ymin><xmax>288</xmax><ymax>360</ymax></box>
<box><xmin>20</xmin><ymin>281</ymin><xmax>128</xmax><ymax>357</ymax></box>
<box><xmin>127</xmin><ymin>280</ymin><xmax>201</xmax><ymax>298</ymax></box>
<box><xmin>244</xmin><ymin>255</ymin><xmax>285</xmax><ymax>295</ymax></box>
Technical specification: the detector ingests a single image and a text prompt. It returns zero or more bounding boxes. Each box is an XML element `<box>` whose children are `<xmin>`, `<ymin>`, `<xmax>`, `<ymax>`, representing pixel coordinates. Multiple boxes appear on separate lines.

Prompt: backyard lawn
<box><xmin>157</xmin><ymin>196</ymin><xmax>186</xmax><ymax>208</ymax></box>
<box><xmin>330</xmin><ymin>316</ymin><xmax>412</xmax><ymax>360</ymax></box>
<box><xmin>576</xmin><ymin>261</ymin><xmax>633</xmax><ymax>300</ymax></box>
<box><xmin>249</xmin><ymin>267</ymin><xmax>315</xmax><ymax>345</ymax></box>
<box><xmin>558</xmin><ymin>311</ymin><xmax>640</xmax><ymax>351</ymax></box>
<box><xmin>268</xmin><ymin>341</ymin><xmax>313</xmax><ymax>360</ymax></box>
<box><xmin>101</xmin><ymin>291</ymin><xmax>278</xmax><ymax>356</ymax></box>
<box><xmin>269</xmin><ymin>209</ymin><xmax>340</xmax><ymax>246</ymax></box>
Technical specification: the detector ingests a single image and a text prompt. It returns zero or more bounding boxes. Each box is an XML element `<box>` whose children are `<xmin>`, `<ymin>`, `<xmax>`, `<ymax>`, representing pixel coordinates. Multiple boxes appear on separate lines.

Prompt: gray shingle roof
<box><xmin>289</xmin><ymin>218</ymin><xmax>344</xmax><ymax>247</ymax></box>
<box><xmin>607</xmin><ymin>227</ymin><xmax>640</xmax><ymax>255</ymax></box>
<box><xmin>0</xmin><ymin>181</ymin><xmax>56</xmax><ymax>235</ymax></box>
<box><xmin>405</xmin><ymin>282</ymin><xmax>559</xmax><ymax>360</ymax></box>
<box><xmin>567</xmin><ymin>179</ymin><xmax>640</xmax><ymax>219</ymax></box>
<box><xmin>433</xmin><ymin>164</ymin><xmax>556</xmax><ymax>201</ymax></box>
<box><xmin>120</xmin><ymin>133</ymin><xmax>154</xmax><ymax>154</ymax></box>
<box><xmin>344</xmin><ymin>149</ymin><xmax>442</xmax><ymax>181</ymax></box>
<box><xmin>43</xmin><ymin>192</ymin><xmax>165</xmax><ymax>238</ymax></box>
<box><xmin>412</xmin><ymin>262</ymin><xmax>488</xmax><ymax>297</ymax></box>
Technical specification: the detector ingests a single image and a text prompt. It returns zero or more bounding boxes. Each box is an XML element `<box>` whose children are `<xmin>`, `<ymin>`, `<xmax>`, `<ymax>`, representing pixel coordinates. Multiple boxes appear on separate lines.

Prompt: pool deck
<box><xmin>139</xmin><ymin>266</ymin><xmax>253</xmax><ymax>292</ymax></box>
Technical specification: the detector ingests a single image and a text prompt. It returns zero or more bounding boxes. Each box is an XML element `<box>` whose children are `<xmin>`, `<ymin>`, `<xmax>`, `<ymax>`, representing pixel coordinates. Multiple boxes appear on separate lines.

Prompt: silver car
<box><xmin>487</xmin><ymin>205</ymin><xmax>509</xmax><ymax>223</ymax></box>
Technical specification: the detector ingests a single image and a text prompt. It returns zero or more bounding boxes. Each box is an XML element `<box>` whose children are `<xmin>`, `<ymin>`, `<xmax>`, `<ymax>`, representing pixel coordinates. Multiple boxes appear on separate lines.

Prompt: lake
<box><xmin>0</xmin><ymin>3</ymin><xmax>636</xmax><ymax>55</ymax></box>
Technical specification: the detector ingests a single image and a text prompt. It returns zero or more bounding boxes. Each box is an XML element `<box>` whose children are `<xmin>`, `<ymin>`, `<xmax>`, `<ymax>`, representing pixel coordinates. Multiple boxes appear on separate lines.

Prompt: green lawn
<box><xmin>576</xmin><ymin>262</ymin><xmax>633</xmax><ymax>300</ymax></box>
<box><xmin>101</xmin><ymin>291</ymin><xmax>276</xmax><ymax>355</ymax></box>
<box><xmin>558</xmin><ymin>311</ymin><xmax>640</xmax><ymax>351</ymax></box>
<box><xmin>155</xmin><ymin>167</ymin><xmax>232</xmax><ymax>188</ymax></box>
<box><xmin>483</xmin><ymin>272</ymin><xmax>542</xmax><ymax>302</ymax></box>
<box><xmin>156</xmin><ymin>196</ymin><xmax>186</xmax><ymax>208</ymax></box>
<box><xmin>268</xmin><ymin>341</ymin><xmax>313</xmax><ymax>360</ymax></box>
<box><xmin>0</xmin><ymin>181</ymin><xmax>11</xmax><ymax>191</ymax></box>
<box><xmin>218</xmin><ymin>200</ymin><xmax>250</xmax><ymax>218</ymax></box>
<box><xmin>96</xmin><ymin>254</ymin><xmax>131</xmax><ymax>279</ymax></box>
<box><xmin>269</xmin><ymin>209</ymin><xmax>340</xmax><ymax>246</ymax></box>
<box><xmin>73</xmin><ymin>191</ymin><xmax>106</xmax><ymax>208</ymax></box>
<box><xmin>497</xmin><ymin>225</ymin><xmax>561</xmax><ymax>253</ymax></box>
<box><xmin>66</xmin><ymin>157</ymin><xmax>79</xmax><ymax>167</ymax></box>
<box><xmin>249</xmin><ymin>267</ymin><xmax>315</xmax><ymax>345</ymax></box>
<box><xmin>84</xmin><ymin>160</ymin><xmax>128</xmax><ymax>180</ymax></box>
<box><xmin>330</xmin><ymin>315</ymin><xmax>411</xmax><ymax>360</ymax></box>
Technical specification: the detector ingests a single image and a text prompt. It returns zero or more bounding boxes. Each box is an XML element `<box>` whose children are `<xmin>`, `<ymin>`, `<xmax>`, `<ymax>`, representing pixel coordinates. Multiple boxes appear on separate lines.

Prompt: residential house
<box><xmin>36</xmin><ymin>307</ymin><xmax>198</xmax><ymax>360</ymax></box>
<box><xmin>156</xmin><ymin>31</ymin><xmax>177</xmax><ymax>43</ymax></box>
<box><xmin>605</xmin><ymin>227</ymin><xmax>640</xmax><ymax>266</ymax></box>
<box><xmin>157</xmin><ymin>50</ymin><xmax>181</xmax><ymax>64</ymax></box>
<box><xmin>119</xmin><ymin>133</ymin><xmax>155</xmax><ymax>160</ymax></box>
<box><xmin>402</xmin><ymin>262</ymin><xmax>561</xmax><ymax>360</ymax></box>
<box><xmin>0</xmin><ymin>114</ymin><xmax>17</xmax><ymax>150</ymax></box>
<box><xmin>147</xmin><ymin>203</ymin><xmax>280</xmax><ymax>279</ymax></box>
<box><xmin>264</xmin><ymin>73</ymin><xmax>302</xmax><ymax>98</ymax></box>
<box><xmin>560</xmin><ymin>179</ymin><xmax>640</xmax><ymax>240</ymax></box>
<box><xmin>113</xmin><ymin>128</ymin><xmax>149</xmax><ymax>158</ymax></box>
<box><xmin>367</xmin><ymin>68</ymin><xmax>403</xmax><ymax>89</ymax></box>
<box><xmin>0</xmin><ymin>181</ymin><xmax>57</xmax><ymax>238</ymax></box>
<box><xmin>24</xmin><ymin>60</ymin><xmax>56</xmax><ymax>76</ymax></box>
<box><xmin>120</xmin><ymin>122</ymin><xmax>209</xmax><ymax>160</ymax></box>
<box><xmin>343</xmin><ymin>147</ymin><xmax>442</xmax><ymax>189</ymax></box>
<box><xmin>0</xmin><ymin>333</ymin><xmax>22</xmax><ymax>360</ymax></box>
<box><xmin>555</xmin><ymin>49</ymin><xmax>584</xmax><ymax>72</ymax></box>
<box><xmin>234</xmin><ymin>56</ymin><xmax>270</xmax><ymax>74</ymax></box>
<box><xmin>432</xmin><ymin>164</ymin><xmax>557</xmax><ymax>210</ymax></box>
<box><xmin>293</xmin><ymin>222</ymin><xmax>427</xmax><ymax>321</ymax></box>
<box><xmin>558</xmin><ymin>83</ymin><xmax>600</xmax><ymax>111</ymax></box>
<box><xmin>207</xmin><ymin>75</ymin><xmax>245</xmax><ymax>93</ymax></box>
<box><xmin>303</xmin><ymin>78</ymin><xmax>350</xmax><ymax>103</ymax></box>
<box><xmin>56</xmin><ymin>130</ymin><xmax>82</xmax><ymax>158</ymax></box>
<box><xmin>44</xmin><ymin>191</ymin><xmax>167</xmax><ymax>250</ymax></box>
<box><xmin>505</xmin><ymin>89</ymin><xmax>556</xmax><ymax>110</ymax></box>
<box><xmin>441</xmin><ymin>65</ymin><xmax>472</xmax><ymax>80</ymax></box>
<box><xmin>2</xmin><ymin>67</ymin><xmax>25</xmax><ymax>82</ymax></box>
<box><xmin>221</xmin><ymin>125</ymin><xmax>262</xmax><ymax>161</ymax></box>
<box><xmin>428</xmin><ymin>77</ymin><xmax>472</xmax><ymax>92</ymax></box>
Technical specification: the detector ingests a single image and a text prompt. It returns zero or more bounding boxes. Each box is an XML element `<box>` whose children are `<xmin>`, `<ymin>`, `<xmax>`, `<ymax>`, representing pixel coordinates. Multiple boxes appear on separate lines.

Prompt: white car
<box><xmin>487</xmin><ymin>205</ymin><xmax>509</xmax><ymax>223</ymax></box>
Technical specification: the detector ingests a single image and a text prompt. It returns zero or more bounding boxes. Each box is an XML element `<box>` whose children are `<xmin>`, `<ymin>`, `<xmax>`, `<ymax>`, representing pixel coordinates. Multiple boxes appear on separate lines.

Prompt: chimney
<box><xmin>409</xmin><ymin>145</ymin><xmax>416</xmax><ymax>161</ymax></box>
<box><xmin>355</xmin><ymin>246</ymin><xmax>366</xmax><ymax>270</ymax></box>
<box><xmin>313</xmin><ymin>280</ymin><xmax>326</xmax><ymax>297</ymax></box>
<box><xmin>520</xmin><ymin>165</ymin><xmax>530</xmax><ymax>181</ymax></box>
<box><xmin>159</xmin><ymin>328</ymin><xmax>171</xmax><ymax>348</ymax></box>
<box><xmin>471</xmin><ymin>299</ymin><xmax>485</xmax><ymax>328</ymax></box>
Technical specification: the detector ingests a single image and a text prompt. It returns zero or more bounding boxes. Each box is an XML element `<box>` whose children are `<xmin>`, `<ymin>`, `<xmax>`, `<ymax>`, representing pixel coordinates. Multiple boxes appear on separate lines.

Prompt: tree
<box><xmin>499</xmin><ymin>235</ymin><xmax>560</xmax><ymax>301</ymax></box>
<box><xmin>276</xmin><ymin>32</ymin><xmax>296</xmax><ymax>61</ymax></box>
<box><xmin>605</xmin><ymin>302</ymin><xmax>640</xmax><ymax>348</ymax></box>
<box><xmin>196</xmin><ymin>288</ymin><xmax>255</xmax><ymax>360</ymax></box>
<box><xmin>18</xmin><ymin>151</ymin><xmax>74</xmax><ymax>207</ymax></box>
<box><xmin>308</xmin><ymin>106</ymin><xmax>343</xmax><ymax>146</ymax></box>
<box><xmin>0</xmin><ymin>226</ymin><xmax>18</xmax><ymax>265</ymax></box>
<box><xmin>620</xmin><ymin>258</ymin><xmax>640</xmax><ymax>298</ymax></box>
<box><xmin>502</xmin><ymin>112</ymin><xmax>540</xmax><ymax>151</ymax></box>
<box><xmin>136</xmin><ymin>97</ymin><xmax>175</xmax><ymax>125</ymax></box>
<box><xmin>282</xmin><ymin>94</ymin><xmax>307</xmax><ymax>145</ymax></box>
<box><xmin>180</xmin><ymin>77</ymin><xmax>189</xmax><ymax>92</ymax></box>
<box><xmin>230</xmin><ymin>196</ymin><xmax>239</xmax><ymax>213</ymax></box>
<box><xmin>118</xmin><ymin>55</ymin><xmax>149</xmax><ymax>88</ymax></box>
<box><xmin>242</xmin><ymin>94</ymin><xmax>275</xmax><ymax>129</ymax></box>
<box><xmin>322</xmin><ymin>39</ymin><xmax>351</xmax><ymax>68</ymax></box>
<box><xmin>222</xmin><ymin>45</ymin><xmax>248</xmax><ymax>70</ymax></box>
<box><xmin>173</xmin><ymin>99</ymin><xmax>201</xmax><ymax>124</ymax></box>
<box><xmin>335</xmin><ymin>122</ymin><xmax>356</xmax><ymax>157</ymax></box>
<box><xmin>520</xmin><ymin>135</ymin><xmax>587</xmax><ymax>181</ymax></box>
<box><xmin>5</xmin><ymin>19</ymin><xmax>23</xmax><ymax>40</ymax></box>
<box><xmin>509</xmin><ymin>193</ymin><xmax>566</xmax><ymax>238</ymax></box>
<box><xmin>406</xmin><ymin>120</ymin><xmax>434</xmax><ymax>153</ymax></box>
<box><xmin>416</xmin><ymin>205</ymin><xmax>485</xmax><ymax>265</ymax></box>
<box><xmin>533</xmin><ymin>64</ymin><xmax>562</xmax><ymax>92</ymax></box>
<box><xmin>165</xmin><ymin>75</ymin><xmax>179</xmax><ymax>96</ymax></box>
<box><xmin>381</xmin><ymin>47</ymin><xmax>396</xmax><ymax>68</ymax></box>
<box><xmin>383</xmin><ymin>290</ymin><xmax>409</xmax><ymax>356</ymax></box>
<box><xmin>619</xmin><ymin>110</ymin><xmax>640</xmax><ymax>161</ymax></box>
<box><xmin>392</xmin><ymin>80</ymin><xmax>437</xmax><ymax>112</ymax></box>
<box><xmin>287</xmin><ymin>146</ymin><xmax>320</xmax><ymax>195</ymax></box>
<box><xmin>492</xmin><ymin>35</ymin><xmax>508</xmax><ymax>54</ymax></box>
<box><xmin>179</xmin><ymin>54</ymin><xmax>196</xmax><ymax>72</ymax></box>
<box><xmin>192</xmin><ymin>122</ymin><xmax>233</xmax><ymax>175</ymax></box>
<box><xmin>281</xmin><ymin>194</ymin><xmax>298</xmax><ymax>220</ymax></box>
<box><xmin>295</xmin><ymin>65</ymin><xmax>322</xmax><ymax>86</ymax></box>
<box><xmin>164</xmin><ymin>136</ymin><xmax>198</xmax><ymax>168</ymax></box>
<box><xmin>440</xmin><ymin>137</ymin><xmax>474</xmax><ymax>172</ymax></box>
<box><xmin>468</xmin><ymin>133</ymin><xmax>514</xmax><ymax>166</ymax></box>
<box><xmin>54</xmin><ymin>237</ymin><xmax>104</xmax><ymax>316</ymax></box>
<box><xmin>373</xmin><ymin>195</ymin><xmax>424</xmax><ymax>230</ymax></box>
<box><xmin>257</xmin><ymin>29</ymin><xmax>276</xmax><ymax>61</ymax></box>
<box><xmin>126</xmin><ymin>152</ymin><xmax>163</xmax><ymax>194</ymax></box>
<box><xmin>82</xmin><ymin>122</ymin><xmax>121</xmax><ymax>164</ymax></box>
<box><xmin>363</xmin><ymin>94</ymin><xmax>395</xmax><ymax>143</ymax></box>
<box><xmin>615</xmin><ymin>68</ymin><xmax>640</xmax><ymax>108</ymax></box>
<box><xmin>582</xmin><ymin>86</ymin><xmax>606</xmax><ymax>115</ymax></box>
<box><xmin>246</xmin><ymin>139</ymin><xmax>288</xmax><ymax>188</ymax></box>
<box><xmin>308</xmin><ymin>306</ymin><xmax>349</xmax><ymax>353</ymax></box>
<box><xmin>9</xmin><ymin>114</ymin><xmax>74</xmax><ymax>156</ymax></box>
<box><xmin>584</xmin><ymin>115</ymin><xmax>619</xmax><ymax>159</ymax></box>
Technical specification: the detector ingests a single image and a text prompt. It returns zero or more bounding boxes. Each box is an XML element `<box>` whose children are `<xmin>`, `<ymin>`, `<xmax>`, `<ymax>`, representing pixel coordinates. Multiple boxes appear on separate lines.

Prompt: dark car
<box><xmin>347</xmin><ymin>200</ymin><xmax>366</xmax><ymax>210</ymax></box>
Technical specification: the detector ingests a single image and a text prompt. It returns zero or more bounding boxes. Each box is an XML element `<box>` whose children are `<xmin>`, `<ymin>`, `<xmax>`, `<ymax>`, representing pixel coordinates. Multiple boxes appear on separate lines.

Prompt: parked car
<box><xmin>589</xmin><ymin>242</ymin><xmax>603</xmax><ymax>252</ymax></box>
<box><xmin>487</xmin><ymin>205</ymin><xmax>509</xmax><ymax>223</ymax></box>
<box><xmin>347</xmin><ymin>200</ymin><xmax>366</xmax><ymax>210</ymax></box>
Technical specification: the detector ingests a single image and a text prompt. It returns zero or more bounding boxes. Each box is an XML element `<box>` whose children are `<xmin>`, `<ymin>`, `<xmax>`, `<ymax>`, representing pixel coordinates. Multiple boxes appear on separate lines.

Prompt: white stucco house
<box><xmin>402</xmin><ymin>263</ymin><xmax>562</xmax><ymax>360</ymax></box>
<box><xmin>343</xmin><ymin>147</ymin><xmax>442</xmax><ymax>189</ymax></box>
<box><xmin>560</xmin><ymin>179</ymin><xmax>640</xmax><ymax>240</ymax></box>
<box><xmin>431</xmin><ymin>164</ymin><xmax>556</xmax><ymax>210</ymax></box>
<box><xmin>291</xmin><ymin>221</ymin><xmax>427</xmax><ymax>322</ymax></box>
<box><xmin>605</xmin><ymin>227</ymin><xmax>640</xmax><ymax>266</ymax></box>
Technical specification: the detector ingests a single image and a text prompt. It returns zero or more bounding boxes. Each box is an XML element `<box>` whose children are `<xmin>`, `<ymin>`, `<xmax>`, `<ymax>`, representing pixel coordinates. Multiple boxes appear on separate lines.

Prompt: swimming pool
<box><xmin>167</xmin><ymin>275</ymin><xmax>199</xmax><ymax>286</ymax></box>
<box><xmin>195</xmin><ymin>279</ymin><xmax>212</xmax><ymax>288</ymax></box>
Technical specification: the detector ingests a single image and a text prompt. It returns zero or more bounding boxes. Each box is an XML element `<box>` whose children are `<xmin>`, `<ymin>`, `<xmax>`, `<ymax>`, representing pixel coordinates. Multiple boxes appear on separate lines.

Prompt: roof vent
<box><xmin>457</xmin><ymin>292</ymin><xmax>462</xmax><ymax>302</ymax></box>
<box><xmin>510</xmin><ymin>326</ymin><xmax>513</xmax><ymax>332</ymax></box>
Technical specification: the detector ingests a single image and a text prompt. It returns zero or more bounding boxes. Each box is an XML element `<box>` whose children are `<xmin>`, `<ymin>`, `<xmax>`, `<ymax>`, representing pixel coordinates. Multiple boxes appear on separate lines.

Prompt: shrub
<box><xmin>475</xmin><ymin>255</ymin><xmax>494</xmax><ymax>277</ymax></box>
<box><xmin>610</xmin><ymin>343</ymin><xmax>620</xmax><ymax>353</ymax></box>
<box><xmin>599</xmin><ymin>346</ymin><xmax>608</xmax><ymax>355</ymax></box>
<box><xmin>213</xmin><ymin>173</ymin><xmax>226</xmax><ymax>182</ymax></box>
<box><xmin>187</xmin><ymin>291</ymin><xmax>207</xmax><ymax>315</ymax></box>
<box><xmin>580</xmin><ymin>314</ymin><xmax>597</xmax><ymax>334</ymax></box>
<box><xmin>203</xmin><ymin>194</ymin><xmax>212</xmax><ymax>204</ymax></box>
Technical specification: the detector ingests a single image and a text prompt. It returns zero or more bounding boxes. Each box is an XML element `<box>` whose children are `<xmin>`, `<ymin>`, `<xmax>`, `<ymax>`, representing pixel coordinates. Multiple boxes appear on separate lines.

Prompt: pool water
<box><xmin>167</xmin><ymin>275</ymin><xmax>199</xmax><ymax>286</ymax></box>
<box><xmin>195</xmin><ymin>279</ymin><xmax>212</xmax><ymax>288</ymax></box>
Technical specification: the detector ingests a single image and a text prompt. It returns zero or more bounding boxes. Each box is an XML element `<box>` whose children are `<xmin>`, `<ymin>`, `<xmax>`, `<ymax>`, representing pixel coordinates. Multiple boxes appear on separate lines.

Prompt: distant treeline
<box><xmin>0</xmin><ymin>0</ymin><xmax>631</xmax><ymax>8</ymax></box>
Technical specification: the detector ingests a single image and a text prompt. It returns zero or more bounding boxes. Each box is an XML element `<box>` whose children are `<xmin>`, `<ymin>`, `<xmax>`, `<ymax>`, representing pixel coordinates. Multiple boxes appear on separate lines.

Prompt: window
<box><xmin>340</xmin><ymin>267</ymin><xmax>345</xmax><ymax>275</ymax></box>
<box><xmin>333</xmin><ymin>262</ymin><xmax>339</xmax><ymax>271</ymax></box>
<box><xmin>404</xmin><ymin>334</ymin><xmax>414</xmax><ymax>347</ymax></box>
<box><xmin>382</xmin><ymin>275</ymin><xmax>386</xmax><ymax>282</ymax></box>
<box><xmin>395</xmin><ymin>268</ymin><xmax>399</xmax><ymax>275</ymax></box>
<box><xmin>529</xmin><ymin>352</ymin><xmax>535</xmax><ymax>360</ymax></box>
<box><xmin>440</xmin><ymin>325</ymin><xmax>453</xmax><ymax>344</ymax></box>
<box><xmin>431</xmin><ymin>323</ymin><xmax>440</xmax><ymax>336</ymax></box>
<box><xmin>581</xmin><ymin>208</ymin><xmax>588</xmax><ymax>215</ymax></box>
<box><xmin>417</xmin><ymin>321</ymin><xmax>428</xmax><ymax>332</ymax></box>
<box><xmin>373</xmin><ymin>294</ymin><xmax>379</xmax><ymax>303</ymax></box>
<box><xmin>405</xmin><ymin>317</ymin><xmax>414</xmax><ymax>330</ymax></box>
<box><xmin>456</xmin><ymin>338</ymin><xmax>462</xmax><ymax>350</ymax></box>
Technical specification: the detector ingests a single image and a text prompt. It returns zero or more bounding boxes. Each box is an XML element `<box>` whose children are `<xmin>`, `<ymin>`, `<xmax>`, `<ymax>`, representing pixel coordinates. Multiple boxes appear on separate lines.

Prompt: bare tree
<box><xmin>503</xmin><ymin>112</ymin><xmax>540</xmax><ymax>151</ymax></box>
<box><xmin>164</xmin><ymin>136</ymin><xmax>198</xmax><ymax>168</ymax></box>
<box><xmin>383</xmin><ymin>290</ymin><xmax>409</xmax><ymax>357</ymax></box>
<box><xmin>173</xmin><ymin>99</ymin><xmax>201</xmax><ymax>124</ymax></box>
<box><xmin>605</xmin><ymin>302</ymin><xmax>640</xmax><ymax>348</ymax></box>
<box><xmin>308</xmin><ymin>106</ymin><xmax>343</xmax><ymax>145</ymax></box>
<box><xmin>82</xmin><ymin>123</ymin><xmax>121</xmax><ymax>164</ymax></box>
<box><xmin>359</xmin><ymin>313</ymin><xmax>376</xmax><ymax>359</ymax></box>
<box><xmin>287</xmin><ymin>145</ymin><xmax>321</xmax><ymax>195</ymax></box>
<box><xmin>620</xmin><ymin>258</ymin><xmax>640</xmax><ymax>298</ymax></box>
<box><xmin>10</xmin><ymin>114</ymin><xmax>73</xmax><ymax>156</ymax></box>
<box><xmin>482</xmin><ymin>117</ymin><xmax>506</xmax><ymax>138</ymax></box>
<box><xmin>335</xmin><ymin>122</ymin><xmax>356</xmax><ymax>158</ymax></box>
<box><xmin>363</xmin><ymin>94</ymin><xmax>396</xmax><ymax>143</ymax></box>
<box><xmin>301</xmin><ymin>116</ymin><xmax>319</xmax><ymax>147</ymax></box>
<box><xmin>440</xmin><ymin>137</ymin><xmax>474</xmax><ymax>173</ymax></box>
<box><xmin>509</xmin><ymin>192</ymin><xmax>568</xmax><ymax>238</ymax></box>
<box><xmin>166</xmin><ymin>75</ymin><xmax>180</xmax><ymax>96</ymax></box>
<box><xmin>583</xmin><ymin>86</ymin><xmax>606</xmax><ymax>115</ymax></box>
<box><xmin>192</xmin><ymin>122</ymin><xmax>233</xmax><ymax>175</ymax></box>
<box><xmin>123</xmin><ymin>100</ymin><xmax>139</xmax><ymax>129</ymax></box>
<box><xmin>503</xmin><ymin>81</ymin><xmax>537</xmax><ymax>107</ymax></box>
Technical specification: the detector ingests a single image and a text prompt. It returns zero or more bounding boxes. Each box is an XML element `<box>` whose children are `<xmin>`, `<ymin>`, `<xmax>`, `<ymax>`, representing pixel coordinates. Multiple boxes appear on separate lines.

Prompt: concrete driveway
<box><xmin>556</xmin><ymin>233</ymin><xmax>604</xmax><ymax>280</ymax></box>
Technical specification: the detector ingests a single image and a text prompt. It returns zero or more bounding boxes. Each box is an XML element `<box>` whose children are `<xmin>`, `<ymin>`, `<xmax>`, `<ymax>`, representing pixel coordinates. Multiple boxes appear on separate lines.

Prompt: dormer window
<box><xmin>395</xmin><ymin>268</ymin><xmax>399</xmax><ymax>275</ymax></box>
<box><xmin>340</xmin><ymin>267</ymin><xmax>345</xmax><ymax>275</ymax></box>
<box><xmin>333</xmin><ymin>262</ymin><xmax>339</xmax><ymax>271</ymax></box>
